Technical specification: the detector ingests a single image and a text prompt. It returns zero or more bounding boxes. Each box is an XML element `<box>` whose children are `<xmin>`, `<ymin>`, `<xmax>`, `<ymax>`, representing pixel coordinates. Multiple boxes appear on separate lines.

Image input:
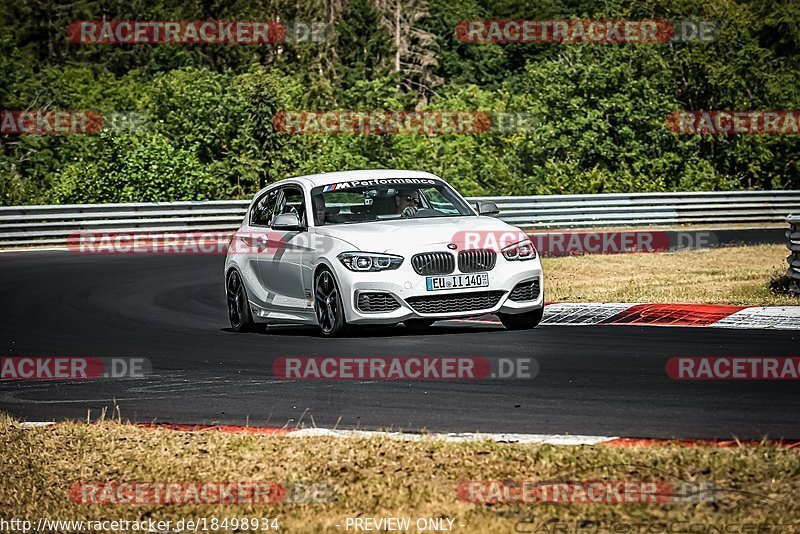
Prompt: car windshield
<box><xmin>310</xmin><ymin>178</ymin><xmax>473</xmax><ymax>226</ymax></box>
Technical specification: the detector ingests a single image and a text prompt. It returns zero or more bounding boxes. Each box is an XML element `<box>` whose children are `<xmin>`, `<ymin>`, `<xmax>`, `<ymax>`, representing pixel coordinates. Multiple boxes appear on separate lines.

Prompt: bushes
<box><xmin>51</xmin><ymin>133</ymin><xmax>227</xmax><ymax>203</ymax></box>
<box><xmin>45</xmin><ymin>66</ymin><xmax>299</xmax><ymax>203</ymax></box>
<box><xmin>0</xmin><ymin>0</ymin><xmax>799</xmax><ymax>205</ymax></box>
<box><xmin>3</xmin><ymin>54</ymin><xmax>798</xmax><ymax>205</ymax></box>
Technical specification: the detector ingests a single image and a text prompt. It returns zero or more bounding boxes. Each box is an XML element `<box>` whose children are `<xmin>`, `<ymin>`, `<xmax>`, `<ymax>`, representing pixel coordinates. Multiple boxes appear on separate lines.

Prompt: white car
<box><xmin>224</xmin><ymin>170</ymin><xmax>544</xmax><ymax>336</ymax></box>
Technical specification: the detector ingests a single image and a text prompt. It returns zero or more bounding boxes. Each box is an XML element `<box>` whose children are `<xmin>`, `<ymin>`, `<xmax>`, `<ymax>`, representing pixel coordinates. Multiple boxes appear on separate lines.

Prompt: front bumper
<box><xmin>335</xmin><ymin>259</ymin><xmax>544</xmax><ymax>325</ymax></box>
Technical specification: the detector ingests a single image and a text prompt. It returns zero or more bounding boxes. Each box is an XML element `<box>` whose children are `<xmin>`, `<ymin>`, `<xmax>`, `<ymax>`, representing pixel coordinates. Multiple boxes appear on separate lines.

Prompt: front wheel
<box><xmin>498</xmin><ymin>307</ymin><xmax>544</xmax><ymax>330</ymax></box>
<box><xmin>226</xmin><ymin>269</ymin><xmax>256</xmax><ymax>332</ymax></box>
<box><xmin>315</xmin><ymin>268</ymin><xmax>347</xmax><ymax>337</ymax></box>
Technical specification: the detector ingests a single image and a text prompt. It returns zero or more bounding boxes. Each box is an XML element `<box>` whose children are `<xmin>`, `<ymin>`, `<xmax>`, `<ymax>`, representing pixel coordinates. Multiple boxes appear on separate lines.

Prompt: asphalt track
<box><xmin>0</xmin><ymin>251</ymin><xmax>798</xmax><ymax>440</ymax></box>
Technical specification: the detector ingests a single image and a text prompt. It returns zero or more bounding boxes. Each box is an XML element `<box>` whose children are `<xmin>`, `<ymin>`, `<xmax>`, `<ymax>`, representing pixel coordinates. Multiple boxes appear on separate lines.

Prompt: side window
<box><xmin>251</xmin><ymin>189</ymin><xmax>279</xmax><ymax>226</ymax></box>
<box><xmin>274</xmin><ymin>187</ymin><xmax>307</xmax><ymax>226</ymax></box>
<box><xmin>422</xmin><ymin>187</ymin><xmax>445</xmax><ymax>204</ymax></box>
<box><xmin>421</xmin><ymin>186</ymin><xmax>458</xmax><ymax>213</ymax></box>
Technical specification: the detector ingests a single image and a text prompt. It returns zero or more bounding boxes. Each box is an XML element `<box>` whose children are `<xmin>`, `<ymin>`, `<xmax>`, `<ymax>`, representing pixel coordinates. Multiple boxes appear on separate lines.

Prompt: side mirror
<box><xmin>272</xmin><ymin>212</ymin><xmax>305</xmax><ymax>231</ymax></box>
<box><xmin>476</xmin><ymin>201</ymin><xmax>500</xmax><ymax>217</ymax></box>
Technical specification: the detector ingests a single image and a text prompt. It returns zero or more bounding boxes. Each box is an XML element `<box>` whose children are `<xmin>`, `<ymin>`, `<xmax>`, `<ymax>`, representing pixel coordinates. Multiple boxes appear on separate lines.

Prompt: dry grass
<box><xmin>543</xmin><ymin>244</ymin><xmax>797</xmax><ymax>306</ymax></box>
<box><xmin>1</xmin><ymin>416</ymin><xmax>799</xmax><ymax>533</ymax></box>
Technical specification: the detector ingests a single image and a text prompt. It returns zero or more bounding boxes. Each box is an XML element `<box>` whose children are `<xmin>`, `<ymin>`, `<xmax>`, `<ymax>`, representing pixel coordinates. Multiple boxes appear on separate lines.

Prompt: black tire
<box><xmin>404</xmin><ymin>319</ymin><xmax>435</xmax><ymax>331</ymax></box>
<box><xmin>314</xmin><ymin>268</ymin><xmax>347</xmax><ymax>337</ymax></box>
<box><xmin>226</xmin><ymin>269</ymin><xmax>256</xmax><ymax>332</ymax></box>
<box><xmin>498</xmin><ymin>306</ymin><xmax>544</xmax><ymax>330</ymax></box>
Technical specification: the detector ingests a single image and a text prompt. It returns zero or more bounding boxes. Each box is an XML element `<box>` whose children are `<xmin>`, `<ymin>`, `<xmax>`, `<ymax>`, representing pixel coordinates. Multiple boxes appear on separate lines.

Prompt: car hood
<box><xmin>314</xmin><ymin>216</ymin><xmax>526</xmax><ymax>253</ymax></box>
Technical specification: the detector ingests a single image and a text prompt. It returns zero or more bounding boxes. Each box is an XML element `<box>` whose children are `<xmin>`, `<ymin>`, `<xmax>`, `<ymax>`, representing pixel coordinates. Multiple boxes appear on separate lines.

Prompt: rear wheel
<box><xmin>498</xmin><ymin>307</ymin><xmax>544</xmax><ymax>330</ymax></box>
<box><xmin>226</xmin><ymin>269</ymin><xmax>256</xmax><ymax>332</ymax></box>
<box><xmin>315</xmin><ymin>268</ymin><xmax>347</xmax><ymax>337</ymax></box>
<box><xmin>404</xmin><ymin>319</ymin><xmax>435</xmax><ymax>332</ymax></box>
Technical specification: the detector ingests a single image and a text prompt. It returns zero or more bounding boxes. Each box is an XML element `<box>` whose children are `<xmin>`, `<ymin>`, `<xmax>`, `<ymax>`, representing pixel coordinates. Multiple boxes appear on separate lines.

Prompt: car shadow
<box><xmin>220</xmin><ymin>322</ymin><xmax>505</xmax><ymax>338</ymax></box>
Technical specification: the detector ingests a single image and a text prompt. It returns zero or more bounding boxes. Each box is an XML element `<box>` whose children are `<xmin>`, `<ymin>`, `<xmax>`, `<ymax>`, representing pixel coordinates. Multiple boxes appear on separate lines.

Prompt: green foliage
<box><xmin>334</xmin><ymin>0</ymin><xmax>395</xmax><ymax>91</ymax></box>
<box><xmin>51</xmin><ymin>132</ymin><xmax>227</xmax><ymax>203</ymax></box>
<box><xmin>512</xmin><ymin>45</ymin><xmax>689</xmax><ymax>193</ymax></box>
<box><xmin>0</xmin><ymin>0</ymin><xmax>798</xmax><ymax>205</ymax></box>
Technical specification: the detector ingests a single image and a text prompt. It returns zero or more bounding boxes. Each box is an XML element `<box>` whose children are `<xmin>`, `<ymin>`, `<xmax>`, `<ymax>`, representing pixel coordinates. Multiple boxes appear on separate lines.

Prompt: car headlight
<box><xmin>502</xmin><ymin>239</ymin><xmax>537</xmax><ymax>261</ymax></box>
<box><xmin>338</xmin><ymin>252</ymin><xmax>404</xmax><ymax>272</ymax></box>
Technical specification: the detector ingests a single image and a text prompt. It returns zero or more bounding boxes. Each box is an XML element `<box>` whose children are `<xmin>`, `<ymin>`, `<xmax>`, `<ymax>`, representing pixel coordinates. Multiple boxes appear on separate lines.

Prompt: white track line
<box><xmin>0</xmin><ymin>247</ymin><xmax>69</xmax><ymax>253</ymax></box>
<box><xmin>291</xmin><ymin>428</ymin><xmax>614</xmax><ymax>445</ymax></box>
<box><xmin>18</xmin><ymin>421</ymin><xmax>614</xmax><ymax>445</ymax></box>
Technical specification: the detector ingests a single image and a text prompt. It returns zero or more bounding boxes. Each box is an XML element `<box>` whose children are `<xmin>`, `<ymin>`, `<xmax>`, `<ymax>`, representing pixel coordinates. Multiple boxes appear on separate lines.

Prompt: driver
<box><xmin>395</xmin><ymin>188</ymin><xmax>421</xmax><ymax>218</ymax></box>
<box><xmin>312</xmin><ymin>193</ymin><xmax>347</xmax><ymax>225</ymax></box>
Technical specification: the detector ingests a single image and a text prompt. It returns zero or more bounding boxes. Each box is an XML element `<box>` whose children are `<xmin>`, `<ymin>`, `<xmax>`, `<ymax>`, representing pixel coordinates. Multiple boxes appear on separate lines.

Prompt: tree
<box><xmin>372</xmin><ymin>0</ymin><xmax>443</xmax><ymax>99</ymax></box>
<box><xmin>333</xmin><ymin>0</ymin><xmax>394</xmax><ymax>92</ymax></box>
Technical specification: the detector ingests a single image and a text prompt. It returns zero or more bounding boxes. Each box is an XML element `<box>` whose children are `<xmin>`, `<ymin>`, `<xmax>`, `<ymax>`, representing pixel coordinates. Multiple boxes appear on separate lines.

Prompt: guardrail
<box><xmin>788</xmin><ymin>214</ymin><xmax>800</xmax><ymax>295</ymax></box>
<box><xmin>481</xmin><ymin>190</ymin><xmax>800</xmax><ymax>228</ymax></box>
<box><xmin>1</xmin><ymin>190</ymin><xmax>799</xmax><ymax>247</ymax></box>
<box><xmin>0</xmin><ymin>201</ymin><xmax>247</xmax><ymax>247</ymax></box>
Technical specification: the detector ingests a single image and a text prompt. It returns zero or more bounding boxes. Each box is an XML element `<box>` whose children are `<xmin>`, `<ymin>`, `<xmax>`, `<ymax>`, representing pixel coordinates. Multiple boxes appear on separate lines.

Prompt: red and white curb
<box><xmin>17</xmin><ymin>422</ymin><xmax>800</xmax><ymax>448</ymax></box>
<box><xmin>451</xmin><ymin>303</ymin><xmax>800</xmax><ymax>330</ymax></box>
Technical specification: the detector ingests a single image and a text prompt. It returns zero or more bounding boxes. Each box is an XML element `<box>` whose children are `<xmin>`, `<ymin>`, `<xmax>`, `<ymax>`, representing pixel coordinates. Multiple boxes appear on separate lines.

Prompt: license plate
<box><xmin>426</xmin><ymin>272</ymin><xmax>489</xmax><ymax>291</ymax></box>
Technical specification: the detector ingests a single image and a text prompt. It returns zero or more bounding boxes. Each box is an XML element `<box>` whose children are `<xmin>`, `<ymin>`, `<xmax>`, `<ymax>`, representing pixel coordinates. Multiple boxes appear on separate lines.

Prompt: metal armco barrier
<box><xmin>0</xmin><ymin>200</ymin><xmax>247</xmax><ymax>247</ymax></box>
<box><xmin>480</xmin><ymin>190</ymin><xmax>800</xmax><ymax>228</ymax></box>
<box><xmin>788</xmin><ymin>214</ymin><xmax>800</xmax><ymax>295</ymax></box>
<box><xmin>1</xmin><ymin>190</ymin><xmax>799</xmax><ymax>247</ymax></box>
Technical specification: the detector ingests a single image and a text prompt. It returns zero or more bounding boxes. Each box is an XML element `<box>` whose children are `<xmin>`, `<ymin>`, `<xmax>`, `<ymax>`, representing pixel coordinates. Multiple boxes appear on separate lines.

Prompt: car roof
<box><xmin>255</xmin><ymin>169</ymin><xmax>442</xmax><ymax>196</ymax></box>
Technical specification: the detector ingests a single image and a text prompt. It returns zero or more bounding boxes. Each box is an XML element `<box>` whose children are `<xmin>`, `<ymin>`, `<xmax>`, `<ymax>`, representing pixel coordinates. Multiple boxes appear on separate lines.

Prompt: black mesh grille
<box><xmin>509</xmin><ymin>279</ymin><xmax>540</xmax><ymax>302</ymax></box>
<box><xmin>406</xmin><ymin>291</ymin><xmax>505</xmax><ymax>314</ymax></box>
<box><xmin>357</xmin><ymin>293</ymin><xmax>400</xmax><ymax>313</ymax></box>
<box><xmin>411</xmin><ymin>252</ymin><xmax>455</xmax><ymax>275</ymax></box>
<box><xmin>458</xmin><ymin>249</ymin><xmax>497</xmax><ymax>273</ymax></box>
